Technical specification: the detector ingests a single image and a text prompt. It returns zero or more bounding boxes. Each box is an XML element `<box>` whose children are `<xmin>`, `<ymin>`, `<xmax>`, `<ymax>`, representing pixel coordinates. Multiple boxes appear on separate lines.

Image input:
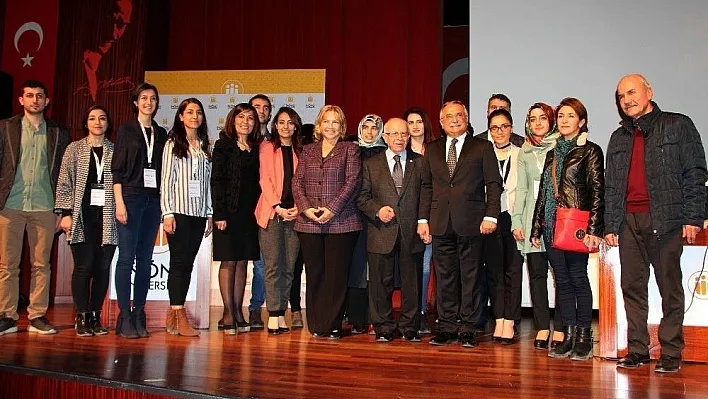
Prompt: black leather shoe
<box><xmin>491</xmin><ymin>336</ymin><xmax>502</xmax><ymax>343</ymax></box>
<box><xmin>430</xmin><ymin>332</ymin><xmax>458</xmax><ymax>346</ymax></box>
<box><xmin>655</xmin><ymin>355</ymin><xmax>681</xmax><ymax>373</ymax></box>
<box><xmin>534</xmin><ymin>338</ymin><xmax>549</xmax><ymax>350</ymax></box>
<box><xmin>376</xmin><ymin>332</ymin><xmax>394</xmax><ymax>343</ymax></box>
<box><xmin>90</xmin><ymin>311</ymin><xmax>108</xmax><ymax>335</ymax></box>
<box><xmin>548</xmin><ymin>325</ymin><xmax>575</xmax><ymax>358</ymax></box>
<box><xmin>311</xmin><ymin>332</ymin><xmax>327</xmax><ymax>339</ymax></box>
<box><xmin>267</xmin><ymin>328</ymin><xmax>280</xmax><ymax>335</ymax></box>
<box><xmin>115</xmin><ymin>311</ymin><xmax>139</xmax><ymax>339</ymax></box>
<box><xmin>460</xmin><ymin>332</ymin><xmax>478</xmax><ymax>348</ymax></box>
<box><xmin>570</xmin><ymin>327</ymin><xmax>593</xmax><ymax>361</ymax></box>
<box><xmin>550</xmin><ymin>340</ymin><xmax>563</xmax><ymax>351</ymax></box>
<box><xmin>351</xmin><ymin>324</ymin><xmax>367</xmax><ymax>334</ymax></box>
<box><xmin>418</xmin><ymin>313</ymin><xmax>431</xmax><ymax>335</ymax></box>
<box><xmin>500</xmin><ymin>336</ymin><xmax>516</xmax><ymax>345</ymax></box>
<box><xmin>133</xmin><ymin>308</ymin><xmax>150</xmax><ymax>338</ymax></box>
<box><xmin>328</xmin><ymin>329</ymin><xmax>342</xmax><ymax>340</ymax></box>
<box><xmin>278</xmin><ymin>327</ymin><xmax>290</xmax><ymax>334</ymax></box>
<box><xmin>617</xmin><ymin>353</ymin><xmax>651</xmax><ymax>369</ymax></box>
<box><xmin>404</xmin><ymin>331</ymin><xmax>421</xmax><ymax>342</ymax></box>
<box><xmin>75</xmin><ymin>313</ymin><xmax>94</xmax><ymax>337</ymax></box>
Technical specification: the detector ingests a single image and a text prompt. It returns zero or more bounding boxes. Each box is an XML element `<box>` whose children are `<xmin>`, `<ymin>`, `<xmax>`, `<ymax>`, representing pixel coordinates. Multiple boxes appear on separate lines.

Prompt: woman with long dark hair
<box><xmin>56</xmin><ymin>105</ymin><xmax>117</xmax><ymax>337</ymax></box>
<box><xmin>256</xmin><ymin>107</ymin><xmax>303</xmax><ymax>334</ymax></box>
<box><xmin>161</xmin><ymin>98</ymin><xmax>213</xmax><ymax>337</ymax></box>
<box><xmin>211</xmin><ymin>103</ymin><xmax>261</xmax><ymax>335</ymax></box>
<box><xmin>403</xmin><ymin>106</ymin><xmax>435</xmax><ymax>334</ymax></box>
<box><xmin>531</xmin><ymin>97</ymin><xmax>604</xmax><ymax>361</ymax></box>
<box><xmin>112</xmin><ymin>83</ymin><xmax>167</xmax><ymax>338</ymax></box>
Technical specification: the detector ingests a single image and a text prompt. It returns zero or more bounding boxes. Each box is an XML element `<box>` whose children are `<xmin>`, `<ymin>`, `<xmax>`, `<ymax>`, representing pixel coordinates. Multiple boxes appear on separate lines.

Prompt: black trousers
<box><xmin>486</xmin><ymin>212</ymin><xmax>523</xmax><ymax>321</ymax></box>
<box><xmin>433</xmin><ymin>217</ymin><xmax>484</xmax><ymax>334</ymax></box>
<box><xmin>70</xmin><ymin>209</ymin><xmax>116</xmax><ymax>313</ymax></box>
<box><xmin>289</xmin><ymin>250</ymin><xmax>304</xmax><ymax>312</ymax></box>
<box><xmin>298</xmin><ymin>231</ymin><xmax>359</xmax><ymax>334</ymax></box>
<box><xmin>166</xmin><ymin>214</ymin><xmax>206</xmax><ymax>306</ymax></box>
<box><xmin>368</xmin><ymin>234</ymin><xmax>424</xmax><ymax>334</ymax></box>
<box><xmin>620</xmin><ymin>212</ymin><xmax>684</xmax><ymax>358</ymax></box>
<box><xmin>526</xmin><ymin>251</ymin><xmax>563</xmax><ymax>331</ymax></box>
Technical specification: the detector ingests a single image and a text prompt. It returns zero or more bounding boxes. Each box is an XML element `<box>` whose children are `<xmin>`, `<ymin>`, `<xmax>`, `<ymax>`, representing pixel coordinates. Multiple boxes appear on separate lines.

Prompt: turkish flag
<box><xmin>1</xmin><ymin>0</ymin><xmax>60</xmax><ymax>116</ymax></box>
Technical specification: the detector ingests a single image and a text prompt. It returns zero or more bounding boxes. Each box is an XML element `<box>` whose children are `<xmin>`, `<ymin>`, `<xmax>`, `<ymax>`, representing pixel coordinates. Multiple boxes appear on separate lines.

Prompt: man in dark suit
<box><xmin>418</xmin><ymin>101</ymin><xmax>503</xmax><ymax>347</ymax></box>
<box><xmin>358</xmin><ymin>118</ymin><xmax>428</xmax><ymax>343</ymax></box>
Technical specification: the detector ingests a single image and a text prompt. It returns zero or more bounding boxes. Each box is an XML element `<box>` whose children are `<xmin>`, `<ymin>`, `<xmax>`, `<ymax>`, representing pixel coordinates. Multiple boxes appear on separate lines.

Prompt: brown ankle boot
<box><xmin>166</xmin><ymin>309</ymin><xmax>178</xmax><ymax>335</ymax></box>
<box><xmin>176</xmin><ymin>308</ymin><xmax>199</xmax><ymax>337</ymax></box>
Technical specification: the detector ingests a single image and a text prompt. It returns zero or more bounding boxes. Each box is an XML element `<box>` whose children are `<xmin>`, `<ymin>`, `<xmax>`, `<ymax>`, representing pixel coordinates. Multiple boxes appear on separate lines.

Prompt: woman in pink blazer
<box><xmin>255</xmin><ymin>107</ymin><xmax>302</xmax><ymax>335</ymax></box>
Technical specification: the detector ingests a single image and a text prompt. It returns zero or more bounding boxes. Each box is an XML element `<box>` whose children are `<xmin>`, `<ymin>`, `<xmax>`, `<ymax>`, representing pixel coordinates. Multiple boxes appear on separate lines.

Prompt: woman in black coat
<box><xmin>531</xmin><ymin>97</ymin><xmax>604</xmax><ymax>361</ymax></box>
<box><xmin>211</xmin><ymin>103</ymin><xmax>261</xmax><ymax>335</ymax></box>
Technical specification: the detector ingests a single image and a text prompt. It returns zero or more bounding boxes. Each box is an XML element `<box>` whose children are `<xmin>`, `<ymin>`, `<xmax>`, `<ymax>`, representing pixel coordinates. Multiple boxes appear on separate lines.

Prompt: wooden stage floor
<box><xmin>0</xmin><ymin>304</ymin><xmax>707</xmax><ymax>399</ymax></box>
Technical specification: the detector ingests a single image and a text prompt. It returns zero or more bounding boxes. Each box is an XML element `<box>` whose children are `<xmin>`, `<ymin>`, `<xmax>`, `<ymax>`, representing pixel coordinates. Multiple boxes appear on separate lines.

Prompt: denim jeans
<box><xmin>248</xmin><ymin>252</ymin><xmax>266</xmax><ymax>311</ymax></box>
<box><xmin>421</xmin><ymin>243</ymin><xmax>432</xmax><ymax>311</ymax></box>
<box><xmin>115</xmin><ymin>194</ymin><xmax>161</xmax><ymax>312</ymax></box>
<box><xmin>545</xmin><ymin>245</ymin><xmax>591</xmax><ymax>328</ymax></box>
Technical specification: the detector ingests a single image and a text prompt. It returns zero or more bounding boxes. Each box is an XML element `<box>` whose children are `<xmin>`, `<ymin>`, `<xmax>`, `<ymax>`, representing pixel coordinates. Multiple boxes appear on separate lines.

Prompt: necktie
<box><xmin>447</xmin><ymin>138</ymin><xmax>458</xmax><ymax>177</ymax></box>
<box><xmin>392</xmin><ymin>154</ymin><xmax>403</xmax><ymax>195</ymax></box>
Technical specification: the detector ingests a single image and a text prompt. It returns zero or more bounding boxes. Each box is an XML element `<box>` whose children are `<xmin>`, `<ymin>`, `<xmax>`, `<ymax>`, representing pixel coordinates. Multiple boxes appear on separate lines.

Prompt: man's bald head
<box><xmin>617</xmin><ymin>74</ymin><xmax>654</xmax><ymax>120</ymax></box>
<box><xmin>383</xmin><ymin>118</ymin><xmax>409</xmax><ymax>153</ymax></box>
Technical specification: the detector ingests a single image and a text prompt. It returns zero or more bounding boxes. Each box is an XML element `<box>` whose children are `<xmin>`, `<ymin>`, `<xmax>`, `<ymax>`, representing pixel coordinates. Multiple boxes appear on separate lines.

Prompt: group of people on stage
<box><xmin>0</xmin><ymin>73</ymin><xmax>705</xmax><ymax>374</ymax></box>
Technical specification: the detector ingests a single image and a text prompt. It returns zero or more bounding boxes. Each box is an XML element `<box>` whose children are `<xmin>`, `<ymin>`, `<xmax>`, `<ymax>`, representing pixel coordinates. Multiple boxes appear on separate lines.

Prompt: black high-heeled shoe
<box><xmin>267</xmin><ymin>328</ymin><xmax>280</xmax><ymax>335</ymax></box>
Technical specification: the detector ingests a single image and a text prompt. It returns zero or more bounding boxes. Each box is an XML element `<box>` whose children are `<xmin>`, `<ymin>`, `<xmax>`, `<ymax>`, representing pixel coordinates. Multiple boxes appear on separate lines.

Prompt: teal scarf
<box><xmin>542</xmin><ymin>135</ymin><xmax>578</xmax><ymax>243</ymax></box>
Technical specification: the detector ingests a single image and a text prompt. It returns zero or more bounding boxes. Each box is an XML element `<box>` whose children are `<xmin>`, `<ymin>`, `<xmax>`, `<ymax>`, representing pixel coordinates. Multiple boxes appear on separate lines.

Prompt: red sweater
<box><xmin>626</xmin><ymin>127</ymin><xmax>650</xmax><ymax>213</ymax></box>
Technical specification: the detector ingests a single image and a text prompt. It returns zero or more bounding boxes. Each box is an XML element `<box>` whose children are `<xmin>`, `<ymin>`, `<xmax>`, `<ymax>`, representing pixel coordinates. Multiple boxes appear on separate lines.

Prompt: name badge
<box><xmin>90</xmin><ymin>184</ymin><xmax>105</xmax><ymax>207</ymax></box>
<box><xmin>500</xmin><ymin>191</ymin><xmax>508</xmax><ymax>213</ymax></box>
<box><xmin>144</xmin><ymin>168</ymin><xmax>157</xmax><ymax>188</ymax></box>
<box><xmin>188</xmin><ymin>180</ymin><xmax>201</xmax><ymax>198</ymax></box>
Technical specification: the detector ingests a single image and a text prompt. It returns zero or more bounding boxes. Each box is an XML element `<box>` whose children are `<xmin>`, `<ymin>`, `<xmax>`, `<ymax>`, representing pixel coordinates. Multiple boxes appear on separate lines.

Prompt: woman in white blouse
<box><xmin>160</xmin><ymin>98</ymin><xmax>213</xmax><ymax>337</ymax></box>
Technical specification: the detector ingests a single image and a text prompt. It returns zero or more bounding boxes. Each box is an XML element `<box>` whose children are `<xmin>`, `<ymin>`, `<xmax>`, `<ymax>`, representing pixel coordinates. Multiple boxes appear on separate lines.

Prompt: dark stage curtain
<box><xmin>165</xmin><ymin>0</ymin><xmax>443</xmax><ymax>137</ymax></box>
<box><xmin>52</xmin><ymin>0</ymin><xmax>152</xmax><ymax>141</ymax></box>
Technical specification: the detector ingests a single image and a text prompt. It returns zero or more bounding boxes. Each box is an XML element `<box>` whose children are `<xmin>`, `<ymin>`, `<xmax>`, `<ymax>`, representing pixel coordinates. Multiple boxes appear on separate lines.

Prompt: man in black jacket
<box><xmin>606</xmin><ymin>74</ymin><xmax>707</xmax><ymax>373</ymax></box>
<box><xmin>0</xmin><ymin>80</ymin><xmax>69</xmax><ymax>336</ymax></box>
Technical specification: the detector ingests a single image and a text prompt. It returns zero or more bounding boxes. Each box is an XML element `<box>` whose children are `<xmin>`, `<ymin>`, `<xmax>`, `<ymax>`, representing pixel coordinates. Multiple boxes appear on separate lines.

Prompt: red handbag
<box><xmin>550</xmin><ymin>158</ymin><xmax>598</xmax><ymax>254</ymax></box>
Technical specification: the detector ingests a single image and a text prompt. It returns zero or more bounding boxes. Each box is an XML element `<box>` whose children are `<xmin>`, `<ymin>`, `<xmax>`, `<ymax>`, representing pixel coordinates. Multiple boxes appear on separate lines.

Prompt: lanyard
<box><xmin>188</xmin><ymin>140</ymin><xmax>202</xmax><ymax>178</ymax></box>
<box><xmin>138</xmin><ymin>120</ymin><xmax>154</xmax><ymax>166</ymax></box>
<box><xmin>91</xmin><ymin>147</ymin><xmax>104</xmax><ymax>184</ymax></box>
<box><xmin>497</xmin><ymin>150</ymin><xmax>511</xmax><ymax>186</ymax></box>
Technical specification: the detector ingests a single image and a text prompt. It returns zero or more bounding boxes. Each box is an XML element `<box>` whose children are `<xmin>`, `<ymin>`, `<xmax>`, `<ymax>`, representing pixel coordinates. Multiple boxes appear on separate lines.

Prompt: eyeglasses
<box><xmin>443</xmin><ymin>112</ymin><xmax>466</xmax><ymax>122</ymax></box>
<box><xmin>385</xmin><ymin>132</ymin><xmax>409</xmax><ymax>139</ymax></box>
<box><xmin>489</xmin><ymin>124</ymin><xmax>512</xmax><ymax>133</ymax></box>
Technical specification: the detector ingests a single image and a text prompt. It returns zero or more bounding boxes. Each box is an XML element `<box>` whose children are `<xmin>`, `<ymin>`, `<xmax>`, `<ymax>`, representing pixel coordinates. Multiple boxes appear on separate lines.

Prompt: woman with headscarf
<box><xmin>511</xmin><ymin>103</ymin><xmax>563</xmax><ymax>350</ymax></box>
<box><xmin>346</xmin><ymin>114</ymin><xmax>386</xmax><ymax>334</ymax></box>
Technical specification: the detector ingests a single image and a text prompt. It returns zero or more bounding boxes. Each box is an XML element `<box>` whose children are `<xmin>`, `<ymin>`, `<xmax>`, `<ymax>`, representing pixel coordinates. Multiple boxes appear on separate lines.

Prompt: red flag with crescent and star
<box><xmin>1</xmin><ymin>0</ymin><xmax>60</xmax><ymax>116</ymax></box>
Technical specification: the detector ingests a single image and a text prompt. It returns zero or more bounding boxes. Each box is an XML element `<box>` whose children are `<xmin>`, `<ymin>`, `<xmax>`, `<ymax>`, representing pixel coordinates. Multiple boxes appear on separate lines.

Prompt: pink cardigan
<box><xmin>255</xmin><ymin>141</ymin><xmax>299</xmax><ymax>229</ymax></box>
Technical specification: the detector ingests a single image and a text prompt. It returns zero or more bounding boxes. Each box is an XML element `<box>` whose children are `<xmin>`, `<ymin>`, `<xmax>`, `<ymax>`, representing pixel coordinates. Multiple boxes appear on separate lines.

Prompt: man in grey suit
<box><xmin>358</xmin><ymin>118</ymin><xmax>428</xmax><ymax>343</ymax></box>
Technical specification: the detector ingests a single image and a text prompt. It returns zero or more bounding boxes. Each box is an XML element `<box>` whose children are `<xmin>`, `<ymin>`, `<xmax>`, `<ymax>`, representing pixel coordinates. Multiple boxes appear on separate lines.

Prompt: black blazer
<box><xmin>419</xmin><ymin>133</ymin><xmax>503</xmax><ymax>236</ymax></box>
<box><xmin>211</xmin><ymin>136</ymin><xmax>260</xmax><ymax>222</ymax></box>
<box><xmin>358</xmin><ymin>149</ymin><xmax>425</xmax><ymax>254</ymax></box>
